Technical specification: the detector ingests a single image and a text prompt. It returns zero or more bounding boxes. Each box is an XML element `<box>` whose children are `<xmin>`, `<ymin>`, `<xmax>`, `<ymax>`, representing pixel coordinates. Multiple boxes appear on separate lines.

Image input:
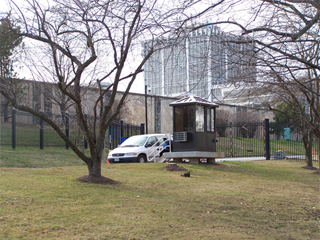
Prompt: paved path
<box><xmin>216</xmin><ymin>157</ymin><xmax>266</xmax><ymax>162</ymax></box>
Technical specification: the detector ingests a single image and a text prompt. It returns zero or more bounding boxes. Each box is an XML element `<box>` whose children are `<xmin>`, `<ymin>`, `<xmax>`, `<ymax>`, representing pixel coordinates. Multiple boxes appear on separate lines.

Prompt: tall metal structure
<box><xmin>143</xmin><ymin>26</ymin><xmax>256</xmax><ymax>102</ymax></box>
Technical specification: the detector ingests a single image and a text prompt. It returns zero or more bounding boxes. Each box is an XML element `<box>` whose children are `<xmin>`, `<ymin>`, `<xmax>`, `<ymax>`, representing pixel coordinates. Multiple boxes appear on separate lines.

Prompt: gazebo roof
<box><xmin>169</xmin><ymin>95</ymin><xmax>219</xmax><ymax>107</ymax></box>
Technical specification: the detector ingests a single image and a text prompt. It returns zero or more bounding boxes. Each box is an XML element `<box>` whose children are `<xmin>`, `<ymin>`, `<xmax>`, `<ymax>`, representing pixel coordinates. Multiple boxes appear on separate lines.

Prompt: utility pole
<box><xmin>145</xmin><ymin>84</ymin><xmax>148</xmax><ymax>134</ymax></box>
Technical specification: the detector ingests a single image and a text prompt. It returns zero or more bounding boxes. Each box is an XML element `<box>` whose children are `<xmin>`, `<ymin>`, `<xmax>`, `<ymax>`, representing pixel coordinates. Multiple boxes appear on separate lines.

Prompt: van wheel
<box><xmin>137</xmin><ymin>155</ymin><xmax>147</xmax><ymax>163</ymax></box>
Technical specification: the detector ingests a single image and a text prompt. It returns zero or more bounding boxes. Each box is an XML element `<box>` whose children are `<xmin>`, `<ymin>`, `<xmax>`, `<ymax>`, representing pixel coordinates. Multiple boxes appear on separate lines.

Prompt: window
<box><xmin>174</xmin><ymin>106</ymin><xmax>194</xmax><ymax>132</ymax></box>
<box><xmin>146</xmin><ymin>136</ymin><xmax>157</xmax><ymax>146</ymax></box>
<box><xmin>196</xmin><ymin>105</ymin><xmax>204</xmax><ymax>132</ymax></box>
<box><xmin>206</xmin><ymin>108</ymin><xmax>215</xmax><ymax>132</ymax></box>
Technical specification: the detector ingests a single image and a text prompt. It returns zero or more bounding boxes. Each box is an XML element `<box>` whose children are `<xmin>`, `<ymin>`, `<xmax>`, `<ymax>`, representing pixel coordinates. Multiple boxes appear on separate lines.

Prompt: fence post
<box><xmin>263</xmin><ymin>124</ymin><xmax>266</xmax><ymax>158</ymax></box>
<box><xmin>229</xmin><ymin>122</ymin><xmax>233</xmax><ymax>158</ymax></box>
<box><xmin>84</xmin><ymin>138</ymin><xmax>87</xmax><ymax>149</ymax></box>
<box><xmin>127</xmin><ymin>124</ymin><xmax>129</xmax><ymax>138</ymax></box>
<box><xmin>40</xmin><ymin>118</ymin><xmax>44</xmax><ymax>150</ymax></box>
<box><xmin>111</xmin><ymin>125</ymin><xmax>115</xmax><ymax>149</ymax></box>
<box><xmin>12</xmin><ymin>109</ymin><xmax>16</xmax><ymax>149</ymax></box>
<box><xmin>120</xmin><ymin>120</ymin><xmax>123</xmax><ymax>138</ymax></box>
<box><xmin>140</xmin><ymin>123</ymin><xmax>145</xmax><ymax>135</ymax></box>
<box><xmin>65</xmin><ymin>113</ymin><xmax>69</xmax><ymax>150</ymax></box>
<box><xmin>265</xmin><ymin>119</ymin><xmax>270</xmax><ymax>160</ymax></box>
<box><xmin>108</xmin><ymin>126</ymin><xmax>111</xmax><ymax>150</ymax></box>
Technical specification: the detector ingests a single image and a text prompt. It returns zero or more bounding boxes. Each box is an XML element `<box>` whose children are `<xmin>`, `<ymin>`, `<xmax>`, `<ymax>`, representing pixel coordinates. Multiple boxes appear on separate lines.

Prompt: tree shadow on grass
<box><xmin>300</xmin><ymin>166</ymin><xmax>320</xmax><ymax>175</ymax></box>
<box><xmin>312</xmin><ymin>169</ymin><xmax>320</xmax><ymax>175</ymax></box>
<box><xmin>77</xmin><ymin>175</ymin><xmax>120</xmax><ymax>185</ymax></box>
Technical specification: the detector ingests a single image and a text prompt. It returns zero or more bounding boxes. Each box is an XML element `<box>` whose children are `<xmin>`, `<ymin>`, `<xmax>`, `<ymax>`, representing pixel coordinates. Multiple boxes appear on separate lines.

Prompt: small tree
<box><xmin>267</xmin><ymin>73</ymin><xmax>316</xmax><ymax>168</ymax></box>
<box><xmin>235</xmin><ymin>110</ymin><xmax>259</xmax><ymax>138</ymax></box>
<box><xmin>0</xmin><ymin>14</ymin><xmax>23</xmax><ymax>121</ymax></box>
<box><xmin>216</xmin><ymin>109</ymin><xmax>231</xmax><ymax>137</ymax></box>
<box><xmin>271</xmin><ymin>101</ymin><xmax>297</xmax><ymax>139</ymax></box>
<box><xmin>1</xmin><ymin>0</ymin><xmax>224</xmax><ymax>182</ymax></box>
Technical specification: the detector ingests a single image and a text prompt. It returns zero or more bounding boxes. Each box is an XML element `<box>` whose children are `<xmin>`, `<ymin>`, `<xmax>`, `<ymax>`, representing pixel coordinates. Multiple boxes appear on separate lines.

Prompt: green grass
<box><xmin>217</xmin><ymin>136</ymin><xmax>316</xmax><ymax>157</ymax></box>
<box><xmin>0</xmin><ymin>122</ymin><xmax>84</xmax><ymax>146</ymax></box>
<box><xmin>218</xmin><ymin>137</ymin><xmax>265</xmax><ymax>156</ymax></box>
<box><xmin>0</xmin><ymin>148</ymin><xmax>319</xmax><ymax>239</ymax></box>
<box><xmin>0</xmin><ymin>145</ymin><xmax>87</xmax><ymax>168</ymax></box>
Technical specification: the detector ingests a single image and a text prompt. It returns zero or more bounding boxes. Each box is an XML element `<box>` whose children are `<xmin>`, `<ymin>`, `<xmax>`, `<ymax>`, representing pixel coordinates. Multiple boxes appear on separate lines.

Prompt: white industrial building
<box><xmin>143</xmin><ymin>26</ymin><xmax>257</xmax><ymax>102</ymax></box>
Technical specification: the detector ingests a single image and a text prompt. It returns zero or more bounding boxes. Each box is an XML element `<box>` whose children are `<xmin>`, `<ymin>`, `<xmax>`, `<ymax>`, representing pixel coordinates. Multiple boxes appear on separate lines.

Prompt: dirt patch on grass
<box><xmin>210</xmin><ymin>163</ymin><xmax>225</xmax><ymax>169</ymax></box>
<box><xmin>162</xmin><ymin>163</ymin><xmax>188</xmax><ymax>172</ymax></box>
<box><xmin>301</xmin><ymin>166</ymin><xmax>318</xmax><ymax>170</ymax></box>
<box><xmin>312</xmin><ymin>169</ymin><xmax>320</xmax><ymax>175</ymax></box>
<box><xmin>77</xmin><ymin>175</ymin><xmax>120</xmax><ymax>185</ymax></box>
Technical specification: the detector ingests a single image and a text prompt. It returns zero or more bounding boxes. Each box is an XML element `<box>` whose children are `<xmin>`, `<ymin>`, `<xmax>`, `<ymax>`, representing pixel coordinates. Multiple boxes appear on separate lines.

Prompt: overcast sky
<box><xmin>2</xmin><ymin>0</ymin><xmax>255</xmax><ymax>94</ymax></box>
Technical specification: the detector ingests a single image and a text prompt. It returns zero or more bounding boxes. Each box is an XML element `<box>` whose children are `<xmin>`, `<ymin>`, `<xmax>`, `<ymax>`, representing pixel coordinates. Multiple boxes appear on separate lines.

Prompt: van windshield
<box><xmin>120</xmin><ymin>135</ymin><xmax>148</xmax><ymax>147</ymax></box>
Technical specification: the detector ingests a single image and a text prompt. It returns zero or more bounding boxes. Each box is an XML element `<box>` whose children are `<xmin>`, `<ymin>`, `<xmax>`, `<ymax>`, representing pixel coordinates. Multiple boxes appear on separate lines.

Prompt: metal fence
<box><xmin>216</xmin><ymin>120</ymin><xmax>319</xmax><ymax>162</ymax></box>
<box><xmin>0</xmin><ymin>109</ymin><xmax>143</xmax><ymax>149</ymax></box>
<box><xmin>268</xmin><ymin>122</ymin><xmax>319</xmax><ymax>161</ymax></box>
<box><xmin>1</xmin><ymin>111</ymin><xmax>319</xmax><ymax>162</ymax></box>
<box><xmin>107</xmin><ymin>120</ymin><xmax>144</xmax><ymax>150</ymax></box>
<box><xmin>216</xmin><ymin>121</ymin><xmax>266</xmax><ymax>158</ymax></box>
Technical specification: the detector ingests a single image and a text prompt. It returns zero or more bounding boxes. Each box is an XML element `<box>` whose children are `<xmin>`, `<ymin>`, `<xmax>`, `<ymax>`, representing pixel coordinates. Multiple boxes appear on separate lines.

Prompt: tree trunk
<box><xmin>86</xmin><ymin>145</ymin><xmax>103</xmax><ymax>177</ymax></box>
<box><xmin>302</xmin><ymin>134</ymin><xmax>312</xmax><ymax>167</ymax></box>
<box><xmin>318</xmin><ymin>139</ymin><xmax>320</xmax><ymax>170</ymax></box>
<box><xmin>306</xmin><ymin>142</ymin><xmax>313</xmax><ymax>167</ymax></box>
<box><xmin>302</xmin><ymin>132</ymin><xmax>313</xmax><ymax>167</ymax></box>
<box><xmin>87</xmin><ymin>158</ymin><xmax>102</xmax><ymax>177</ymax></box>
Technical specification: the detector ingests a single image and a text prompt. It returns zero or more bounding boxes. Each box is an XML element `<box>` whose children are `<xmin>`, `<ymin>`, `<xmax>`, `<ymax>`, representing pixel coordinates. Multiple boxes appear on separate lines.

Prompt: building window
<box><xmin>174</xmin><ymin>105</ymin><xmax>194</xmax><ymax>132</ymax></box>
<box><xmin>206</xmin><ymin>108</ymin><xmax>215</xmax><ymax>132</ymax></box>
<box><xmin>196</xmin><ymin>105</ymin><xmax>204</xmax><ymax>132</ymax></box>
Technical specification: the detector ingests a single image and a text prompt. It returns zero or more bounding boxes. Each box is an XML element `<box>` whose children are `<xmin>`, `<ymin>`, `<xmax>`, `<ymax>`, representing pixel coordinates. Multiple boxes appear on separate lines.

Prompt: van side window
<box><xmin>146</xmin><ymin>136</ymin><xmax>157</xmax><ymax>146</ymax></box>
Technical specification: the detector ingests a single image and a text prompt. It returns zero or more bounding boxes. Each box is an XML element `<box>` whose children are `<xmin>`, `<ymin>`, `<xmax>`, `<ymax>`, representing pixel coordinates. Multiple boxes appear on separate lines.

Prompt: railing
<box><xmin>216</xmin><ymin>120</ymin><xmax>319</xmax><ymax>162</ymax></box>
<box><xmin>147</xmin><ymin>133</ymin><xmax>172</xmax><ymax>162</ymax></box>
<box><xmin>1</xmin><ymin>111</ymin><xmax>318</xmax><ymax>163</ymax></box>
<box><xmin>108</xmin><ymin>120</ymin><xmax>144</xmax><ymax>150</ymax></box>
<box><xmin>0</xmin><ymin>109</ymin><xmax>143</xmax><ymax>149</ymax></box>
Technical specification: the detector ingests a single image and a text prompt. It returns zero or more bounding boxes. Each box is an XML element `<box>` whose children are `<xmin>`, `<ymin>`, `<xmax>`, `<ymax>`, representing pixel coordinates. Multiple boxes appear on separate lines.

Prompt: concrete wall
<box><xmin>113</xmin><ymin>92</ymin><xmax>176</xmax><ymax>134</ymax></box>
<box><xmin>1</xmin><ymin>79</ymin><xmax>274</xmax><ymax>134</ymax></box>
<box><xmin>0</xmin><ymin>79</ymin><xmax>178</xmax><ymax>133</ymax></box>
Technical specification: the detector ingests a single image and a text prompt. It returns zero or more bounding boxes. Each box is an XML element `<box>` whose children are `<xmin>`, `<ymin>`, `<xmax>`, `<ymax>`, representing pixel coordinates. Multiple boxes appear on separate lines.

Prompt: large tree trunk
<box><xmin>87</xmin><ymin>158</ymin><xmax>102</xmax><ymax>177</ymax></box>
<box><xmin>86</xmin><ymin>146</ymin><xmax>103</xmax><ymax>177</ymax></box>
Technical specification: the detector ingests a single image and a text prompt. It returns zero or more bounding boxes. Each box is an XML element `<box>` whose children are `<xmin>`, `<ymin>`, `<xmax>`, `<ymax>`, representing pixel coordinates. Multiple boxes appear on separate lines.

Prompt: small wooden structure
<box><xmin>163</xmin><ymin>95</ymin><xmax>224</xmax><ymax>164</ymax></box>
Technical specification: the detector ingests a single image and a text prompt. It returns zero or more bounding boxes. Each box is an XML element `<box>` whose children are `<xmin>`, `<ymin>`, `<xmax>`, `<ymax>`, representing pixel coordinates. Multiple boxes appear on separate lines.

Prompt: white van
<box><xmin>107</xmin><ymin>134</ymin><xmax>167</xmax><ymax>163</ymax></box>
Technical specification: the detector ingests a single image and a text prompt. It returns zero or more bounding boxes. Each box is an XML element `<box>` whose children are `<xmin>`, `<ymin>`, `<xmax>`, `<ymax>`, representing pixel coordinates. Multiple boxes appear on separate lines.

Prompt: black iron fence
<box><xmin>216</xmin><ymin>121</ymin><xmax>266</xmax><ymax>158</ymax></box>
<box><xmin>107</xmin><ymin>120</ymin><xmax>144</xmax><ymax>150</ymax></box>
<box><xmin>0</xmin><ymin>109</ymin><xmax>143</xmax><ymax>149</ymax></box>
<box><xmin>1</xmin><ymin>111</ymin><xmax>319</xmax><ymax>162</ymax></box>
<box><xmin>216</xmin><ymin>120</ymin><xmax>319</xmax><ymax>162</ymax></box>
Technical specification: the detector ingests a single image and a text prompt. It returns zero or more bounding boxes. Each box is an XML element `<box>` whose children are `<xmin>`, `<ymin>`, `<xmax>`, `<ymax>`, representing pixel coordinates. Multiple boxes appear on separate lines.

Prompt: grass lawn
<box><xmin>0</xmin><ymin>147</ymin><xmax>319</xmax><ymax>239</ymax></box>
<box><xmin>0</xmin><ymin>146</ymin><xmax>87</xmax><ymax>168</ymax></box>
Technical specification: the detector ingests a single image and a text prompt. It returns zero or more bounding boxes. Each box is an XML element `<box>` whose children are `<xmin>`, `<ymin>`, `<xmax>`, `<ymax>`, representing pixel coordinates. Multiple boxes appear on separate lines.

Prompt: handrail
<box><xmin>147</xmin><ymin>133</ymin><xmax>172</xmax><ymax>162</ymax></box>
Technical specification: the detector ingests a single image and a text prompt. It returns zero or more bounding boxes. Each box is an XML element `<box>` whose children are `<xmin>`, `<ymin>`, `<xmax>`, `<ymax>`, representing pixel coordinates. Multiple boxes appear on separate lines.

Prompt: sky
<box><xmin>2</xmin><ymin>0</ymin><xmax>149</xmax><ymax>94</ymax></box>
<box><xmin>2</xmin><ymin>0</ymin><xmax>256</xmax><ymax>95</ymax></box>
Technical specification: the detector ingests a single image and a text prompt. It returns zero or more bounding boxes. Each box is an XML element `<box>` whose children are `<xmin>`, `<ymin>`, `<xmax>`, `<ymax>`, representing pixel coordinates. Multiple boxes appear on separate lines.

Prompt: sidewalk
<box><xmin>216</xmin><ymin>157</ymin><xmax>266</xmax><ymax>162</ymax></box>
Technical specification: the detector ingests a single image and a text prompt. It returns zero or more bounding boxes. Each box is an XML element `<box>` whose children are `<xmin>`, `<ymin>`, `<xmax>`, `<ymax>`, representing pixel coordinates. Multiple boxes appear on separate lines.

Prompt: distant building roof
<box><xmin>169</xmin><ymin>95</ymin><xmax>219</xmax><ymax>107</ymax></box>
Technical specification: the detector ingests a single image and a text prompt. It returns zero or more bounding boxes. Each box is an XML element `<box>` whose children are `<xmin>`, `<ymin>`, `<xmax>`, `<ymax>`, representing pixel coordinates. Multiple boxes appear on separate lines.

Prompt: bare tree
<box><xmin>234</xmin><ymin>110</ymin><xmax>260</xmax><ymax>138</ymax></box>
<box><xmin>202</xmin><ymin>0</ymin><xmax>320</xmax><ymax>170</ymax></box>
<box><xmin>0</xmin><ymin>0</ymin><xmax>224</xmax><ymax>181</ymax></box>
<box><xmin>265</xmin><ymin>69</ymin><xmax>318</xmax><ymax>168</ymax></box>
<box><xmin>216</xmin><ymin>108</ymin><xmax>232</xmax><ymax>137</ymax></box>
<box><xmin>243</xmin><ymin>1</ymin><xmax>320</xmax><ymax>169</ymax></box>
